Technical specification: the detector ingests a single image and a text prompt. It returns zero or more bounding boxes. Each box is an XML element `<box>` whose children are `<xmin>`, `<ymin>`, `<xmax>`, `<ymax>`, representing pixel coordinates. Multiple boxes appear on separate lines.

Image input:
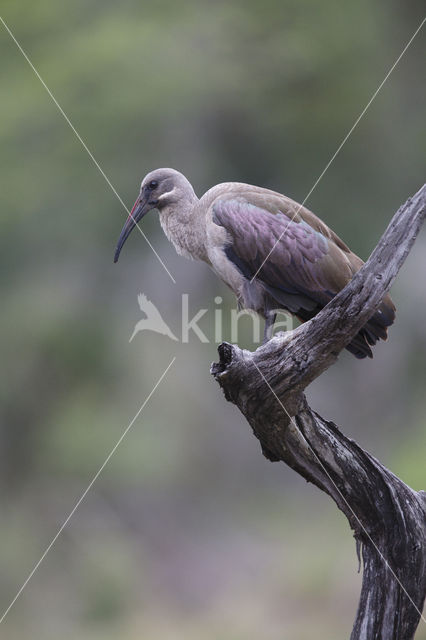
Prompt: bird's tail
<box><xmin>346</xmin><ymin>293</ymin><xmax>396</xmax><ymax>359</ymax></box>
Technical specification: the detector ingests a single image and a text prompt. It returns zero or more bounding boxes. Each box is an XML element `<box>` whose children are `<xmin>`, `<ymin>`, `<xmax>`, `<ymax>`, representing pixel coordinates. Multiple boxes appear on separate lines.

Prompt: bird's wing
<box><xmin>212</xmin><ymin>196</ymin><xmax>361</xmax><ymax>312</ymax></box>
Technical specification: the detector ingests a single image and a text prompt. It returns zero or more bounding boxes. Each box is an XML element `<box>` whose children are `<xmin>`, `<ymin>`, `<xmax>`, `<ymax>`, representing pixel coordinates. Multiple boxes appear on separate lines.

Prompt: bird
<box><xmin>114</xmin><ymin>168</ymin><xmax>395</xmax><ymax>358</ymax></box>
<box><xmin>129</xmin><ymin>293</ymin><xmax>178</xmax><ymax>343</ymax></box>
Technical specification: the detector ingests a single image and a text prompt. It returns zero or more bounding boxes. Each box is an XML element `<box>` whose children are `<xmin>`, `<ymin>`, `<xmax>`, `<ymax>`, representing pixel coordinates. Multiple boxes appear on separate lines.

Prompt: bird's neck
<box><xmin>159</xmin><ymin>196</ymin><xmax>209</xmax><ymax>262</ymax></box>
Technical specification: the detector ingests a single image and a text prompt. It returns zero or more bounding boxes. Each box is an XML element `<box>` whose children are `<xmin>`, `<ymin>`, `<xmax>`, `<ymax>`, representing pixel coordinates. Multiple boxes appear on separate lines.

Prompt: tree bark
<box><xmin>211</xmin><ymin>185</ymin><xmax>426</xmax><ymax>639</ymax></box>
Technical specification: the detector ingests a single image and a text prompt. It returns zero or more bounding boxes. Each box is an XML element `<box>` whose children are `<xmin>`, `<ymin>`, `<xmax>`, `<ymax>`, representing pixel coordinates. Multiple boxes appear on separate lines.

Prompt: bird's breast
<box><xmin>159</xmin><ymin>210</ymin><xmax>208</xmax><ymax>262</ymax></box>
<box><xmin>205</xmin><ymin>215</ymin><xmax>261</xmax><ymax>307</ymax></box>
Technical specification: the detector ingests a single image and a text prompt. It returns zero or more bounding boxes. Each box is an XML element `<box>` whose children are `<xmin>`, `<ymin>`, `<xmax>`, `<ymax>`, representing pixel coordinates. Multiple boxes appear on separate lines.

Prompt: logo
<box><xmin>129</xmin><ymin>293</ymin><xmax>295</xmax><ymax>344</ymax></box>
<box><xmin>129</xmin><ymin>294</ymin><xmax>178</xmax><ymax>342</ymax></box>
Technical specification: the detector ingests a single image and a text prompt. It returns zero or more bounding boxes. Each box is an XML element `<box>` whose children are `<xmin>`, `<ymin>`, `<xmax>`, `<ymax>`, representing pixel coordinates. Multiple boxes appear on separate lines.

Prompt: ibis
<box><xmin>114</xmin><ymin>168</ymin><xmax>395</xmax><ymax>358</ymax></box>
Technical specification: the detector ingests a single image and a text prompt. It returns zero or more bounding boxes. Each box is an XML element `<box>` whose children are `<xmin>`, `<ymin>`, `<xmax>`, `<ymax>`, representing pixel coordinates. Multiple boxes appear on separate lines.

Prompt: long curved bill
<box><xmin>114</xmin><ymin>195</ymin><xmax>150</xmax><ymax>263</ymax></box>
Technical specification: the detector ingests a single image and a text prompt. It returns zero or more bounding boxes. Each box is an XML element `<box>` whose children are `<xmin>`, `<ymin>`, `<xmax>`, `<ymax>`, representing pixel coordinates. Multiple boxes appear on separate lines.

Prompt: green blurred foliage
<box><xmin>0</xmin><ymin>1</ymin><xmax>425</xmax><ymax>638</ymax></box>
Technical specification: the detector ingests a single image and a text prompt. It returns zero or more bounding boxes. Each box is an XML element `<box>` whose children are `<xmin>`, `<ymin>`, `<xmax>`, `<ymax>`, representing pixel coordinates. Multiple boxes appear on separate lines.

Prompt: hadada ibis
<box><xmin>114</xmin><ymin>168</ymin><xmax>395</xmax><ymax>358</ymax></box>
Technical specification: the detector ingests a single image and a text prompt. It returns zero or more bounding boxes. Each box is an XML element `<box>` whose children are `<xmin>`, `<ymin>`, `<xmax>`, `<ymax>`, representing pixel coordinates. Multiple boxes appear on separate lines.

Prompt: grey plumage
<box><xmin>114</xmin><ymin>168</ymin><xmax>396</xmax><ymax>358</ymax></box>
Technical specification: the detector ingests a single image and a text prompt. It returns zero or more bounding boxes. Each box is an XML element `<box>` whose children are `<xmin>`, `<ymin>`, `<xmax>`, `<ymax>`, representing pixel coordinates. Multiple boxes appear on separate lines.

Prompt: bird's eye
<box><xmin>148</xmin><ymin>180</ymin><xmax>158</xmax><ymax>190</ymax></box>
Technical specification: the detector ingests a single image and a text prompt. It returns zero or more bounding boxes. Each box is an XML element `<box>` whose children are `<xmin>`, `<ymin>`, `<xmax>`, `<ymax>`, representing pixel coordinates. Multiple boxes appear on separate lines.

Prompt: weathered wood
<box><xmin>211</xmin><ymin>185</ymin><xmax>426</xmax><ymax>639</ymax></box>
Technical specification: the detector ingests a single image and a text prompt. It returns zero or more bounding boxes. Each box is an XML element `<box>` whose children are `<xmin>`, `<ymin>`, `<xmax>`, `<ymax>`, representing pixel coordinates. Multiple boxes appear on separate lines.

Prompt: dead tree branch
<box><xmin>211</xmin><ymin>185</ymin><xmax>426</xmax><ymax>640</ymax></box>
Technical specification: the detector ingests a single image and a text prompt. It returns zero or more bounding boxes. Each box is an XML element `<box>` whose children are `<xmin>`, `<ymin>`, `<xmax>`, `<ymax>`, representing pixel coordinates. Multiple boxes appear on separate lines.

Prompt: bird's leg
<box><xmin>263</xmin><ymin>312</ymin><xmax>277</xmax><ymax>344</ymax></box>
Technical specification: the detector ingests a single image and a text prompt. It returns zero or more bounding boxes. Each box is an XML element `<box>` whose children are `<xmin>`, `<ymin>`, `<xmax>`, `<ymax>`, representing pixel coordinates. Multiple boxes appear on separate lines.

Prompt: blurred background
<box><xmin>0</xmin><ymin>1</ymin><xmax>425</xmax><ymax>638</ymax></box>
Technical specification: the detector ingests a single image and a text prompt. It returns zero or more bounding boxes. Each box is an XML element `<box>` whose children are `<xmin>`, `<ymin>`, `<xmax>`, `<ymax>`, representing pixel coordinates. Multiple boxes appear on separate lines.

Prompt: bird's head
<box><xmin>113</xmin><ymin>168</ymin><xmax>195</xmax><ymax>263</ymax></box>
